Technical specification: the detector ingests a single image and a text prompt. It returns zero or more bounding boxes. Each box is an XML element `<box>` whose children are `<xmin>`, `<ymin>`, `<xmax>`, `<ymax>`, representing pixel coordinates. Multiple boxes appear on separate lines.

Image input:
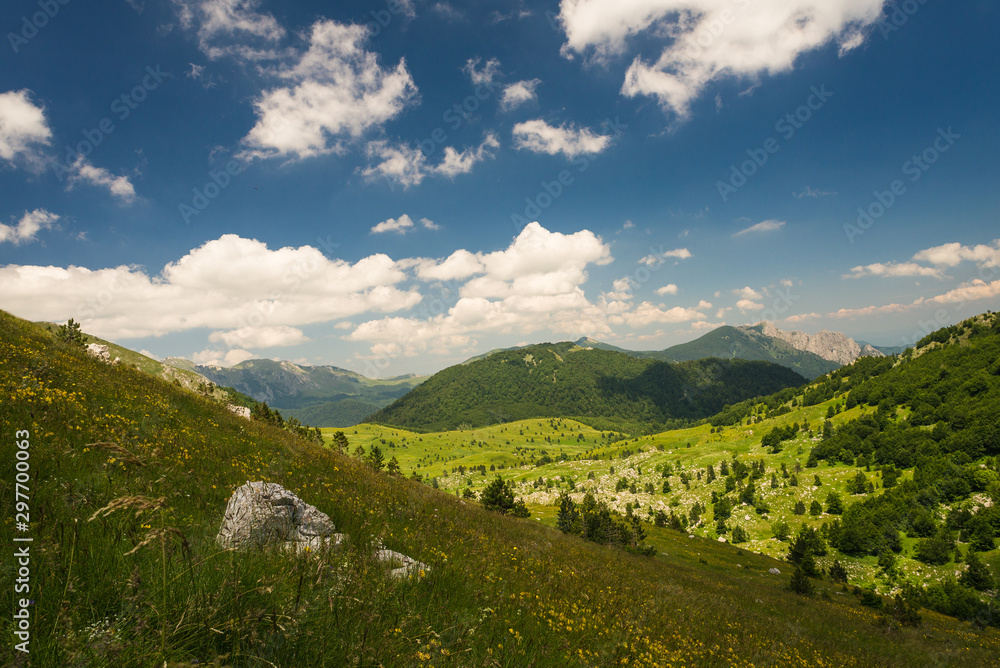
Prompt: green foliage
<box><xmin>366</xmin><ymin>343</ymin><xmax>806</xmax><ymax>432</ymax></box>
<box><xmin>57</xmin><ymin>317</ymin><xmax>87</xmax><ymax>347</ymax></box>
<box><xmin>788</xmin><ymin>566</ymin><xmax>815</xmax><ymax>596</ymax></box>
<box><xmin>829</xmin><ymin>559</ymin><xmax>849</xmax><ymax>584</ymax></box>
<box><xmin>915</xmin><ymin>526</ymin><xmax>956</xmax><ymax>566</ymax></box>
<box><xmin>480</xmin><ymin>475</ymin><xmax>524</xmax><ymax>516</ymax></box>
<box><xmin>730</xmin><ymin>525</ymin><xmax>749</xmax><ymax>544</ymax></box>
<box><xmin>959</xmin><ymin>550</ymin><xmax>995</xmax><ymax>591</ymax></box>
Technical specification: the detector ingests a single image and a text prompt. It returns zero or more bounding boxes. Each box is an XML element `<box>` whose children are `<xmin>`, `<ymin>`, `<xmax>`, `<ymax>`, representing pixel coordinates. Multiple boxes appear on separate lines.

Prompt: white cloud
<box><xmin>0</xmin><ymin>234</ymin><xmax>420</xmax><ymax>339</ymax></box>
<box><xmin>639</xmin><ymin>247</ymin><xmax>691</xmax><ymax>267</ymax></box>
<box><xmin>463</xmin><ymin>57</ymin><xmax>502</xmax><ymax>86</ymax></box>
<box><xmin>435</xmin><ymin>133</ymin><xmax>500</xmax><ymax>177</ymax></box>
<box><xmin>734</xmin><ymin>219</ymin><xmax>785</xmax><ymax>237</ymax></box>
<box><xmin>174</xmin><ymin>0</ymin><xmax>286</xmax><ymax>61</ymax></box>
<box><xmin>209</xmin><ymin>325</ymin><xmax>309</xmax><ymax>348</ymax></box>
<box><xmin>362</xmin><ymin>133</ymin><xmax>498</xmax><ymax>188</ymax></box>
<box><xmin>732</xmin><ymin>286</ymin><xmax>762</xmax><ymax>300</ymax></box>
<box><xmin>656</xmin><ymin>283</ymin><xmax>678</xmax><ymax>295</ymax></box>
<box><xmin>241</xmin><ymin>20</ymin><xmax>417</xmax><ymax>160</ymax></box>
<box><xmin>558</xmin><ymin>0</ymin><xmax>885</xmax><ymax>118</ymax></box>
<box><xmin>622</xmin><ymin>302</ymin><xmax>706</xmax><ymax>327</ymax></box>
<box><xmin>512</xmin><ymin>119</ymin><xmax>611</xmax><ymax>159</ymax></box>
<box><xmin>371</xmin><ymin>214</ymin><xmax>416</xmax><ymax>234</ymax></box>
<box><xmin>501</xmin><ymin>78</ymin><xmax>542</xmax><ymax>111</ymax></box>
<box><xmin>0</xmin><ymin>90</ymin><xmax>51</xmax><ymax>172</ymax></box>
<box><xmin>415</xmin><ymin>249</ymin><xmax>484</xmax><ymax>282</ymax></box>
<box><xmin>350</xmin><ymin>223</ymin><xmax>615</xmax><ymax>354</ymax></box>
<box><xmin>420</xmin><ymin>217</ymin><xmax>439</xmax><ymax>230</ymax></box>
<box><xmin>736</xmin><ymin>298</ymin><xmax>764</xmax><ymax>312</ymax></box>
<box><xmin>912</xmin><ymin>240</ymin><xmax>1000</xmax><ymax>268</ymax></box>
<box><xmin>794</xmin><ymin>186</ymin><xmax>836</xmax><ymax>199</ymax></box>
<box><xmin>0</xmin><ymin>209</ymin><xmax>59</xmax><ymax>245</ymax></box>
<box><xmin>191</xmin><ymin>347</ymin><xmax>257</xmax><ymax>367</ymax></box>
<box><xmin>66</xmin><ymin>157</ymin><xmax>137</xmax><ymax>203</ymax></box>
<box><xmin>844</xmin><ymin>262</ymin><xmax>944</xmax><ymax>280</ymax></box>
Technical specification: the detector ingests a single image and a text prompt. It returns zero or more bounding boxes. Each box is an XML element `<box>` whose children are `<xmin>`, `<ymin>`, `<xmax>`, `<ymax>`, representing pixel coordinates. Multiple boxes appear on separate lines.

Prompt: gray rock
<box><xmin>375</xmin><ymin>549</ymin><xmax>431</xmax><ymax>579</ymax></box>
<box><xmin>769</xmin><ymin>567</ymin><xmax>781</xmax><ymax>575</ymax></box>
<box><xmin>216</xmin><ymin>481</ymin><xmax>337</xmax><ymax>549</ymax></box>
<box><xmin>86</xmin><ymin>343</ymin><xmax>112</xmax><ymax>363</ymax></box>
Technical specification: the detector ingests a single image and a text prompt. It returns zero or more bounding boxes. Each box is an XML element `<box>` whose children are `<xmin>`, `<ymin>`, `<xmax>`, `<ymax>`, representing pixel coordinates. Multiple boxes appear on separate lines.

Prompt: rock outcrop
<box><xmin>216</xmin><ymin>482</ymin><xmax>428</xmax><ymax>578</ymax></box>
<box><xmin>227</xmin><ymin>404</ymin><xmax>251</xmax><ymax>419</ymax></box>
<box><xmin>749</xmin><ymin>322</ymin><xmax>885</xmax><ymax>366</ymax></box>
<box><xmin>216</xmin><ymin>481</ymin><xmax>339</xmax><ymax>550</ymax></box>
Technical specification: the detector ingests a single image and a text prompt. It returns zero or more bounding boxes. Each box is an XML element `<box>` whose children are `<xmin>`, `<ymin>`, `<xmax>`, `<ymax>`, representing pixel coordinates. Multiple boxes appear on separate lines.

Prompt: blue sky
<box><xmin>1</xmin><ymin>0</ymin><xmax>998</xmax><ymax>376</ymax></box>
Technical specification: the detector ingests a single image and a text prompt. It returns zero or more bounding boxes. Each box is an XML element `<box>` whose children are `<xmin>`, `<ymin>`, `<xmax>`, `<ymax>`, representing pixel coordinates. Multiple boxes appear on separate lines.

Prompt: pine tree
<box><xmin>367</xmin><ymin>444</ymin><xmax>385</xmax><ymax>471</ymax></box>
<box><xmin>556</xmin><ymin>492</ymin><xmax>579</xmax><ymax>534</ymax></box>
<box><xmin>960</xmin><ymin>550</ymin><xmax>995</xmax><ymax>591</ymax></box>
<box><xmin>57</xmin><ymin>317</ymin><xmax>87</xmax><ymax>347</ymax></box>
<box><xmin>789</xmin><ymin>566</ymin><xmax>815</xmax><ymax>596</ymax></box>
<box><xmin>386</xmin><ymin>455</ymin><xmax>401</xmax><ymax>475</ymax></box>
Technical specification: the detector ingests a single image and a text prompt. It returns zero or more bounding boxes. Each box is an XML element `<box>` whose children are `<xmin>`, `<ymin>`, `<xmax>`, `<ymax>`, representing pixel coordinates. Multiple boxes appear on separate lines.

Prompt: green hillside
<box><xmin>366</xmin><ymin>342</ymin><xmax>807</xmax><ymax>432</ymax></box>
<box><xmin>346</xmin><ymin>312</ymin><xmax>1000</xmax><ymax>632</ymax></box>
<box><xmin>655</xmin><ymin>325</ymin><xmax>840</xmax><ymax>379</ymax></box>
<box><xmin>2</xmin><ymin>310</ymin><xmax>1000</xmax><ymax>665</ymax></box>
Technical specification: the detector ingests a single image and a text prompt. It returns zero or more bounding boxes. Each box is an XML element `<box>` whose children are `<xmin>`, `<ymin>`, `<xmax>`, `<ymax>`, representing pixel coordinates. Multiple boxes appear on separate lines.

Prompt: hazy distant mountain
<box><xmin>163</xmin><ymin>357</ymin><xmax>426</xmax><ymax>427</ymax></box>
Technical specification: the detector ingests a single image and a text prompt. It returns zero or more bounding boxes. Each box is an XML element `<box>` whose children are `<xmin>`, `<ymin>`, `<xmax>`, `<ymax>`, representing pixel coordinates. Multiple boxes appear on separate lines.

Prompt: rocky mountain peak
<box><xmin>746</xmin><ymin>322</ymin><xmax>885</xmax><ymax>366</ymax></box>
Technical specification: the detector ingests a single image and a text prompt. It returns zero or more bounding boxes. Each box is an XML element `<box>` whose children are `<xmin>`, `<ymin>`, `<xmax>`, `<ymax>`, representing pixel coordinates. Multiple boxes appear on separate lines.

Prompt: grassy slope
<box><xmin>4</xmin><ymin>310</ymin><xmax>999</xmax><ymax>667</ymax></box>
<box><xmin>341</xmin><ymin>392</ymin><xmax>999</xmax><ymax>599</ymax></box>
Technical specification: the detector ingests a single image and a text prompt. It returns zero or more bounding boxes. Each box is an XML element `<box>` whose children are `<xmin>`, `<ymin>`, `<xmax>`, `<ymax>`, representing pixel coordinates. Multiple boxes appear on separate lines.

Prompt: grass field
<box><xmin>329</xmin><ymin>397</ymin><xmax>998</xmax><ymax>596</ymax></box>
<box><xmin>3</xmin><ymin>309</ymin><xmax>999</xmax><ymax>666</ymax></box>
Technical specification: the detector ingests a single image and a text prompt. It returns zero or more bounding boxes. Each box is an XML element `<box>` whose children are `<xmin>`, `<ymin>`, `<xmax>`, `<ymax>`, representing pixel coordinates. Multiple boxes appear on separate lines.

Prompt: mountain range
<box><xmin>164</xmin><ymin>358</ymin><xmax>427</xmax><ymax>427</ymax></box>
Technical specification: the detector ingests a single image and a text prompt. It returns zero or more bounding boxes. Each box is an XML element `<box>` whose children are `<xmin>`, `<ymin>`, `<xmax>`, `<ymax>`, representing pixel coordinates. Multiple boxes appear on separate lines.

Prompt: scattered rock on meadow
<box><xmin>769</xmin><ymin>568</ymin><xmax>781</xmax><ymax>575</ymax></box>
<box><xmin>216</xmin><ymin>481</ymin><xmax>337</xmax><ymax>549</ymax></box>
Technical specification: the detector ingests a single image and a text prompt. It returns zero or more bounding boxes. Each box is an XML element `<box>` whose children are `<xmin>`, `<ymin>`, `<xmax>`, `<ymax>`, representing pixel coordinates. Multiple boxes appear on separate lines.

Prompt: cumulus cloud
<box><xmin>912</xmin><ymin>240</ymin><xmax>1000</xmax><ymax>268</ymax></box>
<box><xmin>0</xmin><ymin>89</ymin><xmax>51</xmax><ymax>172</ymax></box>
<box><xmin>65</xmin><ymin>157</ymin><xmax>137</xmax><ymax>203</ymax></box>
<box><xmin>173</xmin><ymin>0</ymin><xmax>286</xmax><ymax>61</ymax></box>
<box><xmin>241</xmin><ymin>20</ymin><xmax>417</xmax><ymax>160</ymax></box>
<box><xmin>208</xmin><ymin>325</ymin><xmax>309</xmax><ymax>348</ymax></box>
<box><xmin>558</xmin><ymin>0</ymin><xmax>885</xmax><ymax>118</ymax></box>
<box><xmin>734</xmin><ymin>219</ymin><xmax>785</xmax><ymax>237</ymax></box>
<box><xmin>844</xmin><ymin>262</ymin><xmax>944</xmax><ymax>280</ymax></box>
<box><xmin>0</xmin><ymin>209</ymin><xmax>59</xmax><ymax>245</ymax></box>
<box><xmin>362</xmin><ymin>133</ymin><xmax>498</xmax><ymax>188</ymax></box>
<box><xmin>656</xmin><ymin>283</ymin><xmax>678</xmax><ymax>295</ymax></box>
<box><xmin>501</xmin><ymin>78</ymin><xmax>542</xmax><ymax>111</ymax></box>
<box><xmin>736</xmin><ymin>298</ymin><xmax>764</xmax><ymax>312</ymax></box>
<box><xmin>371</xmin><ymin>214</ymin><xmax>416</xmax><ymax>234</ymax></box>
<box><xmin>639</xmin><ymin>247</ymin><xmax>691</xmax><ymax>267</ymax></box>
<box><xmin>732</xmin><ymin>286</ymin><xmax>762</xmax><ymax>300</ymax></box>
<box><xmin>622</xmin><ymin>301</ymin><xmax>708</xmax><ymax>328</ymax></box>
<box><xmin>349</xmin><ymin>223</ymin><xmax>615</xmax><ymax>355</ymax></box>
<box><xmin>512</xmin><ymin>119</ymin><xmax>611</xmax><ymax>159</ymax></box>
<box><xmin>463</xmin><ymin>57</ymin><xmax>502</xmax><ymax>86</ymax></box>
<box><xmin>191</xmin><ymin>347</ymin><xmax>257</xmax><ymax>367</ymax></box>
<box><xmin>0</xmin><ymin>234</ymin><xmax>420</xmax><ymax>340</ymax></box>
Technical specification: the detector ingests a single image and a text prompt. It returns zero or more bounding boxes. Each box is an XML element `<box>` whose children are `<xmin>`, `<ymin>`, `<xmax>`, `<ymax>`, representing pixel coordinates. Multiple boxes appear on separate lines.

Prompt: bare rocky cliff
<box><xmin>744</xmin><ymin>322</ymin><xmax>885</xmax><ymax>366</ymax></box>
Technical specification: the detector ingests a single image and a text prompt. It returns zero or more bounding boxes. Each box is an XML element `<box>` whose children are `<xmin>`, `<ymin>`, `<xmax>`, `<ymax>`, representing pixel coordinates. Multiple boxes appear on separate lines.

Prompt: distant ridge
<box><xmin>367</xmin><ymin>341</ymin><xmax>806</xmax><ymax>432</ymax></box>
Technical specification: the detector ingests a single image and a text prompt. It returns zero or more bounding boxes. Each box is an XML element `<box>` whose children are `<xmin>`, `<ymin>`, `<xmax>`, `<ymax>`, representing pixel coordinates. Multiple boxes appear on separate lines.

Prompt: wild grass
<box><xmin>1</xmin><ymin>309</ymin><xmax>998</xmax><ymax>666</ymax></box>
